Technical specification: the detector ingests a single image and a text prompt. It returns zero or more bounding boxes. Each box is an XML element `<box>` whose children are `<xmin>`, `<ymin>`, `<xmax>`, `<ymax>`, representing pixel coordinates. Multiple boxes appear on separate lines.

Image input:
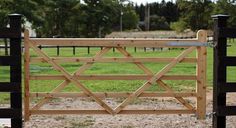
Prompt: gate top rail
<box><xmin>28</xmin><ymin>30</ymin><xmax>207</xmax><ymax>47</ymax></box>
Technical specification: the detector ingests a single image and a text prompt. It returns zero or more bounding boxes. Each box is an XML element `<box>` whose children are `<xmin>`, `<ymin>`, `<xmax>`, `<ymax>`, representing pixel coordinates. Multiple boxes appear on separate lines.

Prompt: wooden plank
<box><xmin>30</xmin><ymin>109</ymin><xmax>196</xmax><ymax>115</ymax></box>
<box><xmin>30</xmin><ymin>92</ymin><xmax>197</xmax><ymax>98</ymax></box>
<box><xmin>196</xmin><ymin>30</ymin><xmax>207</xmax><ymax>119</ymax></box>
<box><xmin>114</xmin><ymin>47</ymin><xmax>196</xmax><ymax>114</ymax></box>
<box><xmin>24</xmin><ymin>30</ymin><xmax>30</xmax><ymax>121</ymax></box>
<box><xmin>31</xmin><ymin>47</ymin><xmax>111</xmax><ymax>110</ymax></box>
<box><xmin>157</xmin><ymin>80</ymin><xmax>194</xmax><ymax>110</ymax></box>
<box><xmin>32</xmin><ymin>80</ymin><xmax>70</xmax><ymax>110</ymax></box>
<box><xmin>30</xmin><ymin>57</ymin><xmax>197</xmax><ymax>63</ymax></box>
<box><xmin>29</xmin><ymin>42</ymin><xmax>115</xmax><ymax>114</ymax></box>
<box><xmin>30</xmin><ymin>38</ymin><xmax>199</xmax><ymax>47</ymax></box>
<box><xmin>30</xmin><ymin>74</ymin><xmax>197</xmax><ymax>81</ymax></box>
<box><xmin>116</xmin><ymin>47</ymin><xmax>153</xmax><ymax>75</ymax></box>
<box><xmin>74</xmin><ymin>47</ymin><xmax>111</xmax><ymax>75</ymax></box>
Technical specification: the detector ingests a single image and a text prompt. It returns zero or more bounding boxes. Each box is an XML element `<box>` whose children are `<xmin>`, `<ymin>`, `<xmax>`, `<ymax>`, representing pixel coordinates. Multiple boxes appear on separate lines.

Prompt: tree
<box><xmin>213</xmin><ymin>0</ymin><xmax>236</xmax><ymax>27</ymax></box>
<box><xmin>0</xmin><ymin>0</ymin><xmax>12</xmax><ymax>27</ymax></box>
<box><xmin>176</xmin><ymin>0</ymin><xmax>213</xmax><ymax>31</ymax></box>
<box><xmin>81</xmin><ymin>0</ymin><xmax>120</xmax><ymax>37</ymax></box>
<box><xmin>170</xmin><ymin>19</ymin><xmax>188</xmax><ymax>32</ymax></box>
<box><xmin>150</xmin><ymin>15</ymin><xmax>170</xmax><ymax>30</ymax></box>
<box><xmin>122</xmin><ymin>4</ymin><xmax>139</xmax><ymax>30</ymax></box>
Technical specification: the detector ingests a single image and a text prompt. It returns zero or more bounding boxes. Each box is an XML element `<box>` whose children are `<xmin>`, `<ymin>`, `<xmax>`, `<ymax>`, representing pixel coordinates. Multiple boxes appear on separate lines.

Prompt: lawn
<box><xmin>0</xmin><ymin>41</ymin><xmax>236</xmax><ymax>104</ymax></box>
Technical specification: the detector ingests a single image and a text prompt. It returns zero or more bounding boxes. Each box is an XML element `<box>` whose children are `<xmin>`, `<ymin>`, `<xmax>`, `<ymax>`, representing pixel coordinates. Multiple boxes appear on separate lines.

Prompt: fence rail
<box><xmin>0</xmin><ymin>36</ymin><xmax>212</xmax><ymax>56</ymax></box>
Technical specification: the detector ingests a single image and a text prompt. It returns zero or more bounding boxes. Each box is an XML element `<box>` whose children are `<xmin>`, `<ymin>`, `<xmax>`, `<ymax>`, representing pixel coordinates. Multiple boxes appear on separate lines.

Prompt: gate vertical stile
<box><xmin>24</xmin><ymin>29</ymin><xmax>30</xmax><ymax>121</ymax></box>
<box><xmin>196</xmin><ymin>30</ymin><xmax>207</xmax><ymax>119</ymax></box>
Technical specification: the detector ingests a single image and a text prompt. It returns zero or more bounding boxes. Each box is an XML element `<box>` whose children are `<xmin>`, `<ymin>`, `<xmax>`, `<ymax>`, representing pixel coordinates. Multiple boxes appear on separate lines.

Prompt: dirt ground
<box><xmin>105</xmin><ymin>31</ymin><xmax>197</xmax><ymax>38</ymax></box>
<box><xmin>22</xmin><ymin>90</ymin><xmax>236</xmax><ymax>128</ymax></box>
<box><xmin>1</xmin><ymin>89</ymin><xmax>236</xmax><ymax>128</ymax></box>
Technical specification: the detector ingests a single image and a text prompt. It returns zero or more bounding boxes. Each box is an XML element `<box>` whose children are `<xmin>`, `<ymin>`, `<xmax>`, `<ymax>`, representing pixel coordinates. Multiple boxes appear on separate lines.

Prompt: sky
<box><xmin>130</xmin><ymin>0</ymin><xmax>171</xmax><ymax>5</ymax></box>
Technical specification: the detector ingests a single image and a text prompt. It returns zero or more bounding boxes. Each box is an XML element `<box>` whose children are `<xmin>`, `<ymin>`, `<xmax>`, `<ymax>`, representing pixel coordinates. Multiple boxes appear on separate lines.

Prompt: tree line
<box><xmin>0</xmin><ymin>0</ymin><xmax>138</xmax><ymax>37</ymax></box>
<box><xmin>0</xmin><ymin>0</ymin><xmax>236</xmax><ymax>37</ymax></box>
<box><xmin>135</xmin><ymin>0</ymin><xmax>236</xmax><ymax>32</ymax></box>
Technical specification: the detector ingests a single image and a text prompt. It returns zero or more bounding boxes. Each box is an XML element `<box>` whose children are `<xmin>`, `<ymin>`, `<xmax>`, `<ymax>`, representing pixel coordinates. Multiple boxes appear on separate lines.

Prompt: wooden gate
<box><xmin>0</xmin><ymin>14</ymin><xmax>22</xmax><ymax>128</ymax></box>
<box><xmin>24</xmin><ymin>29</ymin><xmax>207</xmax><ymax>121</ymax></box>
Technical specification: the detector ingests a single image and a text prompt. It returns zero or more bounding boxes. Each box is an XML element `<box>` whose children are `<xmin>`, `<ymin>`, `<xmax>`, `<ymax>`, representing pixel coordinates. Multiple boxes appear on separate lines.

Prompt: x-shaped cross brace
<box><xmin>29</xmin><ymin>40</ymin><xmax>195</xmax><ymax>115</ymax></box>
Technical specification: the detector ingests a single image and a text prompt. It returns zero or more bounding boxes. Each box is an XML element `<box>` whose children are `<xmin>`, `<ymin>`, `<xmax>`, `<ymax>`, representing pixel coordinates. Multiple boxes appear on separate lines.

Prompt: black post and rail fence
<box><xmin>0</xmin><ymin>14</ymin><xmax>22</xmax><ymax>128</ymax></box>
<box><xmin>213</xmin><ymin>15</ymin><xmax>236</xmax><ymax>128</ymax></box>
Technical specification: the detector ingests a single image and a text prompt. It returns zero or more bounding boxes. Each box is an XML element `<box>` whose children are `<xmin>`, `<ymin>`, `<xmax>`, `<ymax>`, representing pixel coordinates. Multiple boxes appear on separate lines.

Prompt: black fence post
<box><xmin>0</xmin><ymin>13</ymin><xmax>23</xmax><ymax>128</ymax></box>
<box><xmin>73</xmin><ymin>46</ymin><xmax>75</xmax><ymax>55</ymax></box>
<box><xmin>4</xmin><ymin>38</ymin><xmax>8</xmax><ymax>55</ymax></box>
<box><xmin>212</xmin><ymin>14</ymin><xmax>229</xmax><ymax>128</ymax></box>
<box><xmin>57</xmin><ymin>46</ymin><xmax>60</xmax><ymax>56</ymax></box>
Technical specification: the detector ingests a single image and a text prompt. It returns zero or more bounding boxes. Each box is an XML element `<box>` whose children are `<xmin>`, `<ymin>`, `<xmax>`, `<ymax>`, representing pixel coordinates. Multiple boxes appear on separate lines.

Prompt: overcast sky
<box><xmin>130</xmin><ymin>0</ymin><xmax>172</xmax><ymax>5</ymax></box>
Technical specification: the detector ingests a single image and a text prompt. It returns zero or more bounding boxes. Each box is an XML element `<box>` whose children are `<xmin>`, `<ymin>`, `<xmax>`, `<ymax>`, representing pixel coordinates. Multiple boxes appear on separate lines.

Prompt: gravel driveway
<box><xmin>1</xmin><ymin>90</ymin><xmax>236</xmax><ymax>128</ymax></box>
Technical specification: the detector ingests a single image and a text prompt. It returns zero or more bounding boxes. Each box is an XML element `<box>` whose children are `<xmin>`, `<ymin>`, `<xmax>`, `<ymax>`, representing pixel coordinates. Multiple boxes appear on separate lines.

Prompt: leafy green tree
<box><xmin>177</xmin><ymin>0</ymin><xmax>213</xmax><ymax>31</ymax></box>
<box><xmin>81</xmin><ymin>0</ymin><xmax>120</xmax><ymax>37</ymax></box>
<box><xmin>213</xmin><ymin>0</ymin><xmax>236</xmax><ymax>27</ymax></box>
<box><xmin>150</xmin><ymin>15</ymin><xmax>170</xmax><ymax>30</ymax></box>
<box><xmin>170</xmin><ymin>19</ymin><xmax>188</xmax><ymax>32</ymax></box>
<box><xmin>122</xmin><ymin>4</ymin><xmax>139</xmax><ymax>30</ymax></box>
<box><xmin>0</xmin><ymin>0</ymin><xmax>12</xmax><ymax>27</ymax></box>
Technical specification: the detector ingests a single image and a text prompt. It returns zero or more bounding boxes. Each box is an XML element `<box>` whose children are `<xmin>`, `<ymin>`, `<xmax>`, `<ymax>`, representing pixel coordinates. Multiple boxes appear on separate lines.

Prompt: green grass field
<box><xmin>0</xmin><ymin>42</ymin><xmax>236</xmax><ymax>104</ymax></box>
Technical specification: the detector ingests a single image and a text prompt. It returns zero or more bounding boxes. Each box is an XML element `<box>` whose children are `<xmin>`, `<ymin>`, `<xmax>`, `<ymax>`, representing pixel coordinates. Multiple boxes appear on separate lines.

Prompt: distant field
<box><xmin>0</xmin><ymin>37</ymin><xmax>235</xmax><ymax>104</ymax></box>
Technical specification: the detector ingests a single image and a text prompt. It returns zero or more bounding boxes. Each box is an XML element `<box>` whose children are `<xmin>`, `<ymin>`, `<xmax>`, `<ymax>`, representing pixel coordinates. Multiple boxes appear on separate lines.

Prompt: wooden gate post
<box><xmin>196</xmin><ymin>30</ymin><xmax>207</xmax><ymax>119</ymax></box>
<box><xmin>212</xmin><ymin>14</ymin><xmax>229</xmax><ymax>128</ymax></box>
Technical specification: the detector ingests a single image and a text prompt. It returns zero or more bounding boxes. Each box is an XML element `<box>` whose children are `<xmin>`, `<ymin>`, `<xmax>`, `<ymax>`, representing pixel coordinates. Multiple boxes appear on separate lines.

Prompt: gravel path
<box><xmin>2</xmin><ymin>90</ymin><xmax>236</xmax><ymax>128</ymax></box>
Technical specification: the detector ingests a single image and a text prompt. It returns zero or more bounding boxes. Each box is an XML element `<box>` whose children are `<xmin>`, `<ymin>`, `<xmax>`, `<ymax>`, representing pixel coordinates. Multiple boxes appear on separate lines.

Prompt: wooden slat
<box><xmin>157</xmin><ymin>80</ymin><xmax>194</xmax><ymax>110</ymax></box>
<box><xmin>196</xmin><ymin>30</ymin><xmax>207</xmax><ymax>119</ymax></box>
<box><xmin>30</xmin><ymin>109</ymin><xmax>196</xmax><ymax>115</ymax></box>
<box><xmin>116</xmin><ymin>47</ymin><xmax>153</xmax><ymax>75</ymax></box>
<box><xmin>24</xmin><ymin>30</ymin><xmax>30</xmax><ymax>121</ymax></box>
<box><xmin>30</xmin><ymin>92</ymin><xmax>197</xmax><ymax>98</ymax></box>
<box><xmin>114</xmin><ymin>47</ymin><xmax>196</xmax><ymax>114</ymax></box>
<box><xmin>30</xmin><ymin>57</ymin><xmax>197</xmax><ymax>63</ymax></box>
<box><xmin>29</xmin><ymin>41</ymin><xmax>115</xmax><ymax>114</ymax></box>
<box><xmin>30</xmin><ymin>38</ymin><xmax>199</xmax><ymax>47</ymax></box>
<box><xmin>31</xmin><ymin>48</ymin><xmax>111</xmax><ymax>110</ymax></box>
<box><xmin>30</xmin><ymin>75</ymin><xmax>197</xmax><ymax>81</ymax></box>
